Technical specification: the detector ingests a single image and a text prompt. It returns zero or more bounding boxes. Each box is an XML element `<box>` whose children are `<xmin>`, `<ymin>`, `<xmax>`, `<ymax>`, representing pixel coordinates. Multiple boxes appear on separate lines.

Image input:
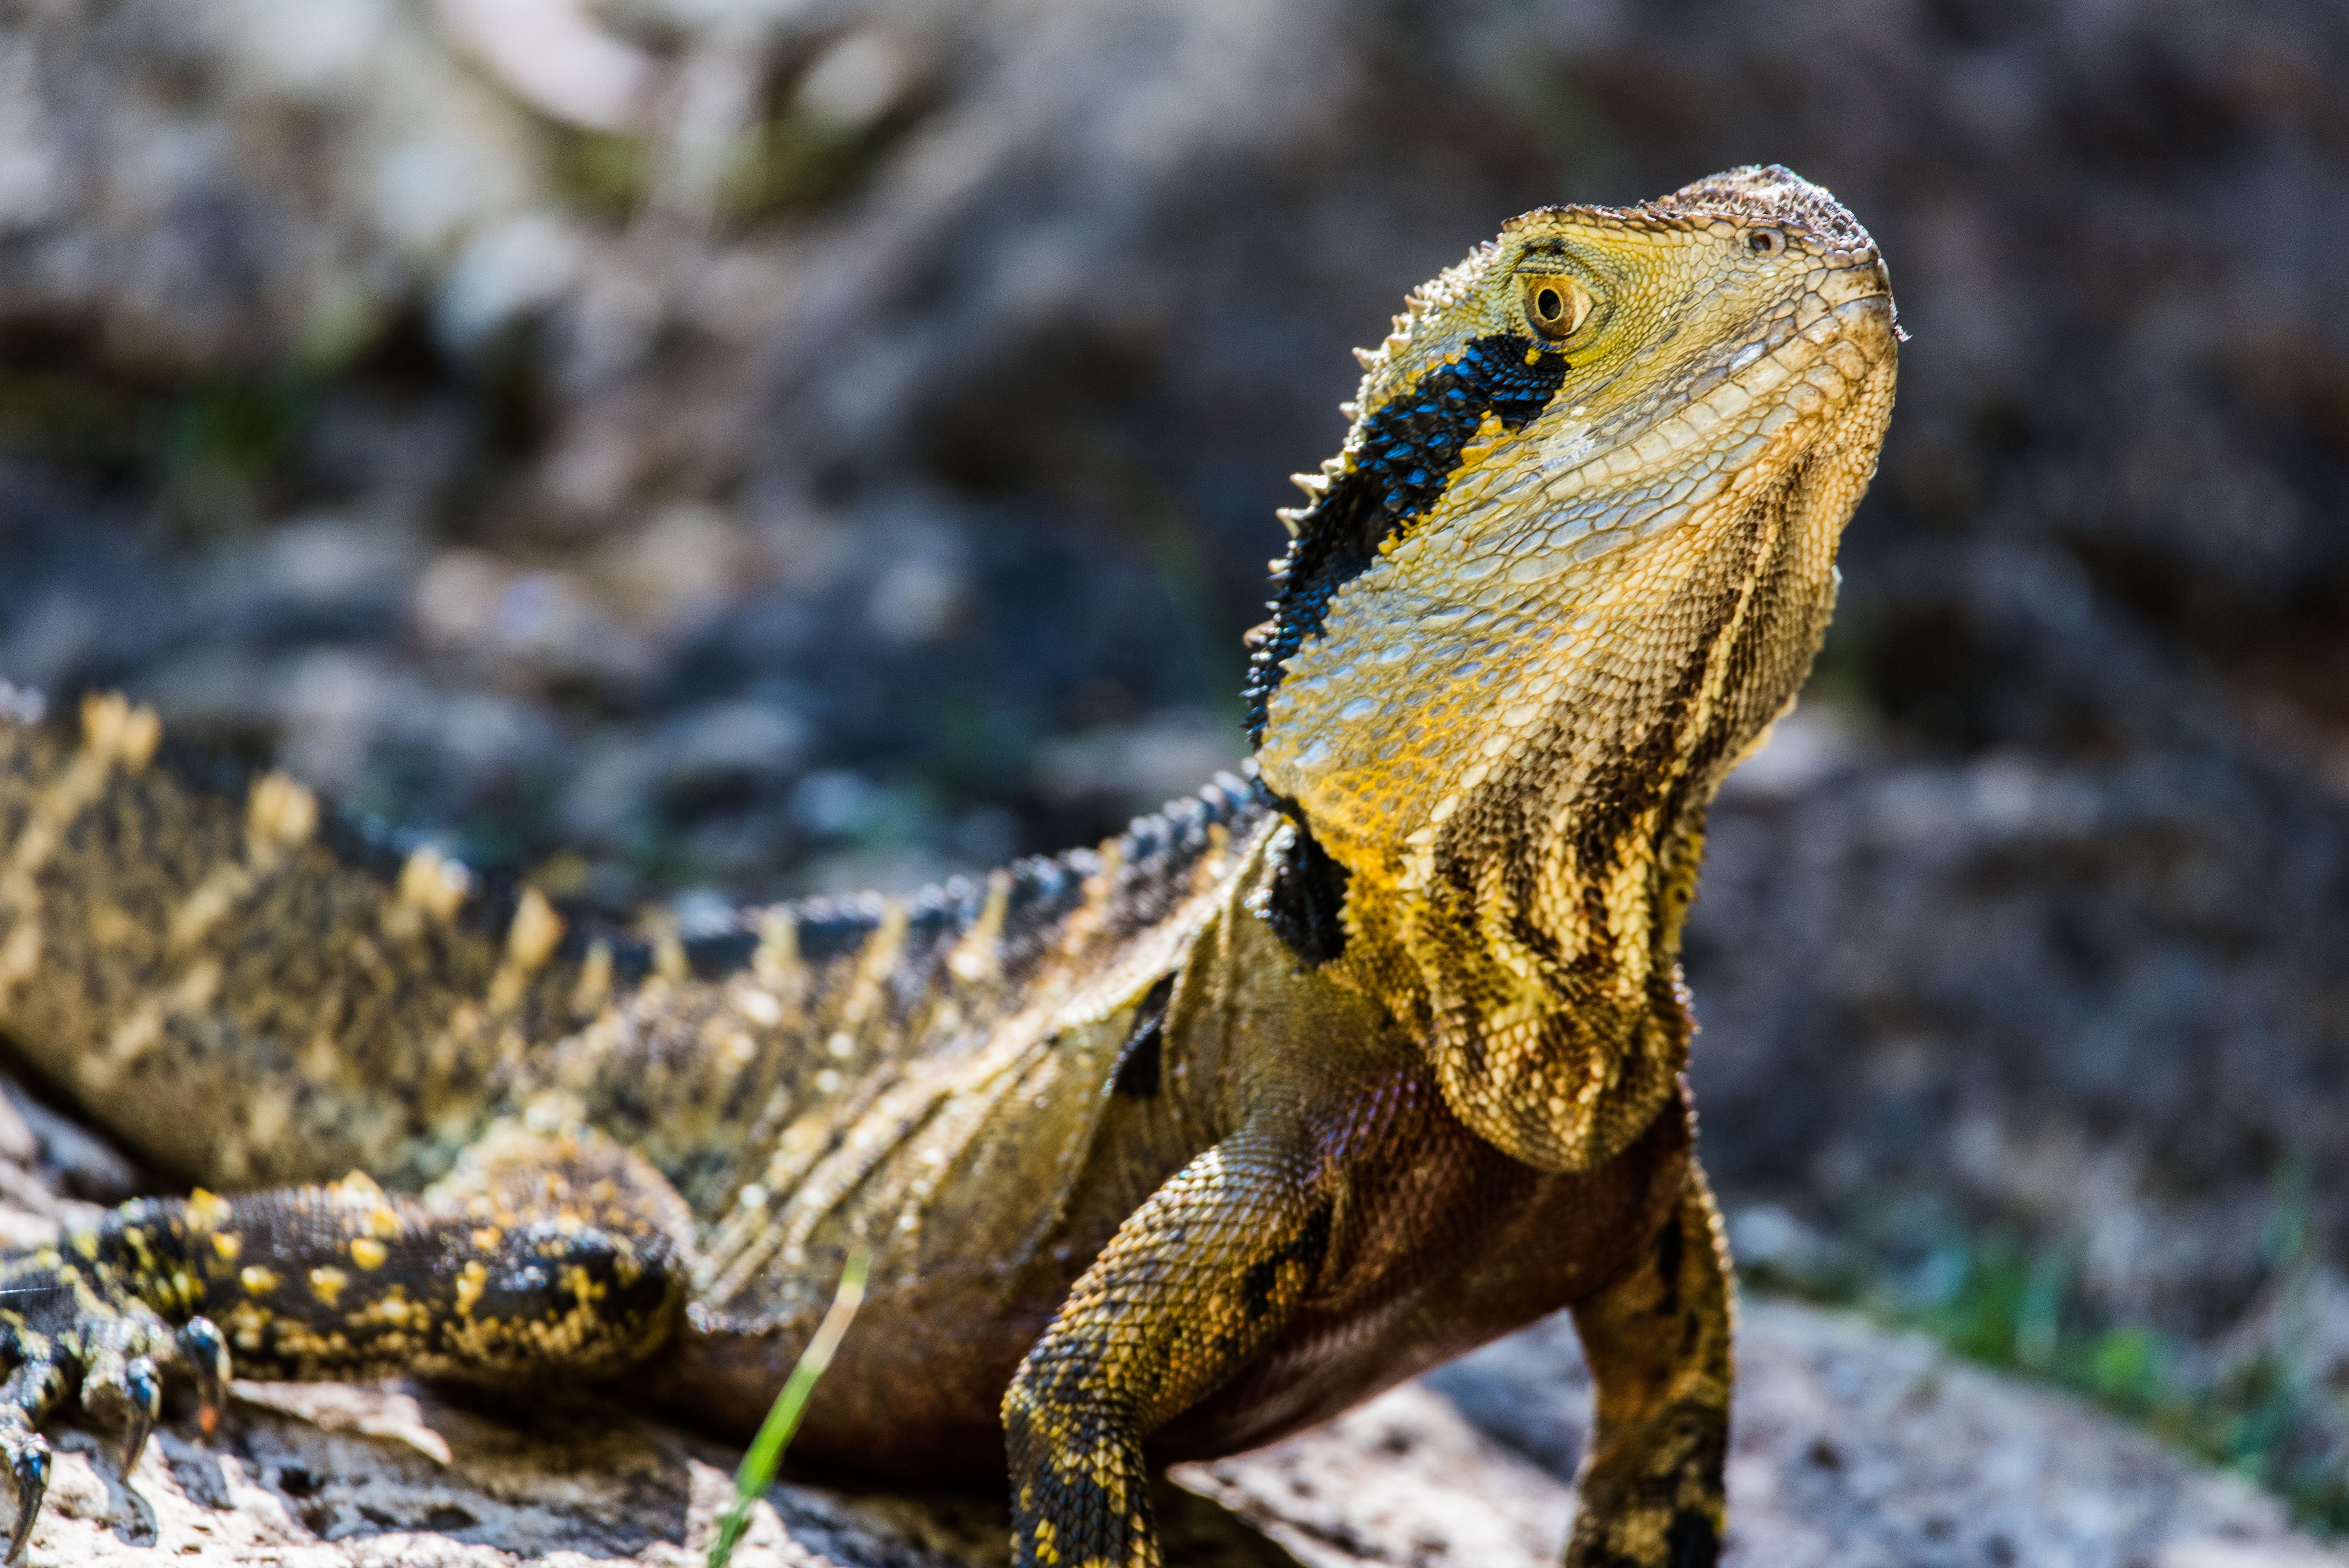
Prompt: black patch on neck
<box><xmin>1111</xmin><ymin>975</ymin><xmax>1174</xmax><ymax>1099</ymax></box>
<box><xmin>1262</xmin><ymin>808</ymin><xmax>1351</xmax><ymax>966</ymax></box>
<box><xmin>1242</xmin><ymin>331</ymin><xmax>1570</xmax><ymax>744</ymax></box>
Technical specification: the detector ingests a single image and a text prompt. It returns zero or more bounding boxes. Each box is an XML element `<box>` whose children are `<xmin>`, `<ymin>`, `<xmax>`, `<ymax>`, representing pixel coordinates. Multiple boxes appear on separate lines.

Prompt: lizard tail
<box><xmin>0</xmin><ymin>691</ymin><xmax>578</xmax><ymax>1190</ymax></box>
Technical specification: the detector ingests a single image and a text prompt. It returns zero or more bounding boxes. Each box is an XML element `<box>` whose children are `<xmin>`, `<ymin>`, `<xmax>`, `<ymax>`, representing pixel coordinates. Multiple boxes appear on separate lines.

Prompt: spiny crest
<box><xmin>78</xmin><ymin>690</ymin><xmax>162</xmax><ymax>773</ymax></box>
<box><xmin>1347</xmin><ymin>240</ymin><xmax>1499</xmax><ymax>385</ymax></box>
<box><xmin>1246</xmin><ymin>303</ymin><xmax>1570</xmax><ymax>743</ymax></box>
<box><xmin>1268</xmin><ymin>237</ymin><xmax>1509</xmax><ymax>540</ymax></box>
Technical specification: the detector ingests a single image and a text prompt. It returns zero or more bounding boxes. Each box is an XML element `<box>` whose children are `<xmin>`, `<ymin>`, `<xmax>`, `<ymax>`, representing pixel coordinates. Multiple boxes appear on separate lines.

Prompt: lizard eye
<box><xmin>1522</xmin><ymin>277</ymin><xmax>1592</xmax><ymax>341</ymax></box>
<box><xmin>1747</xmin><ymin>227</ymin><xmax>1785</xmax><ymax>256</ymax></box>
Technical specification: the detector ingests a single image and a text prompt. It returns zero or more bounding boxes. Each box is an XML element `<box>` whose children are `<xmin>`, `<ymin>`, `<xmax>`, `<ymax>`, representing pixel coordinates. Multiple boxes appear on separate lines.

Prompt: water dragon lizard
<box><xmin>0</xmin><ymin>164</ymin><xmax>1896</xmax><ymax>1566</ymax></box>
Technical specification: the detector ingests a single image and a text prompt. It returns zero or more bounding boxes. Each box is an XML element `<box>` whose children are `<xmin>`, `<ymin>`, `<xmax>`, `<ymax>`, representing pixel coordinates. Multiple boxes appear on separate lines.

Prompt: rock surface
<box><xmin>7</xmin><ymin>1300</ymin><xmax>2339</xmax><ymax>1568</ymax></box>
<box><xmin>6</xmin><ymin>1078</ymin><xmax>2332</xmax><ymax>1565</ymax></box>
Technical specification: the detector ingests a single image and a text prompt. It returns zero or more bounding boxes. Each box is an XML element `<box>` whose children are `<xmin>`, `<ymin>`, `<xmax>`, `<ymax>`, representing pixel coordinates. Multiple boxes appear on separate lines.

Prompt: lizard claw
<box><xmin>2</xmin><ymin>1429</ymin><xmax>48</xmax><ymax>1564</ymax></box>
<box><xmin>81</xmin><ymin>1348</ymin><xmax>167</xmax><ymax>1479</ymax></box>
<box><xmin>0</xmin><ymin>1343</ymin><xmax>63</xmax><ymax>1566</ymax></box>
<box><xmin>0</xmin><ymin>1237</ymin><xmax>196</xmax><ymax>1560</ymax></box>
<box><xmin>176</xmin><ymin>1319</ymin><xmax>231</xmax><ymax>1436</ymax></box>
<box><xmin>116</xmin><ymin>1357</ymin><xmax>161</xmax><ymax>1475</ymax></box>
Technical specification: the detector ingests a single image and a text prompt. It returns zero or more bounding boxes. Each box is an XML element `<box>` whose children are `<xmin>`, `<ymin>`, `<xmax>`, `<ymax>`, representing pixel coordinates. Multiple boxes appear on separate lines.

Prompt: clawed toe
<box><xmin>177</xmin><ymin>1319</ymin><xmax>230</xmax><ymax>1436</ymax></box>
<box><xmin>1</xmin><ymin>1428</ymin><xmax>48</xmax><ymax>1564</ymax></box>
<box><xmin>0</xmin><ymin>1346</ymin><xmax>61</xmax><ymax>1566</ymax></box>
<box><xmin>0</xmin><ymin>1254</ymin><xmax>240</xmax><ymax>1558</ymax></box>
<box><xmin>112</xmin><ymin>1358</ymin><xmax>161</xmax><ymax>1475</ymax></box>
<box><xmin>82</xmin><ymin>1351</ymin><xmax>166</xmax><ymax>1476</ymax></box>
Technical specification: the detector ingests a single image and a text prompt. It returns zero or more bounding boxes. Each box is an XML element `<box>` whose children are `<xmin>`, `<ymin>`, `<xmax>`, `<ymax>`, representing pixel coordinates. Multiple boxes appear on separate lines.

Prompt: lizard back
<box><xmin>0</xmin><ymin>700</ymin><xmax>1267</xmax><ymax>1261</ymax></box>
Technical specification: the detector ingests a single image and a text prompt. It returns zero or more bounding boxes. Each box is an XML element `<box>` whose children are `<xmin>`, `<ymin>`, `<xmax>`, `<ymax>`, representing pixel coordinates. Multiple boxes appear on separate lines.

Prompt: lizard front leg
<box><xmin>0</xmin><ymin>1129</ymin><xmax>691</xmax><ymax>1559</ymax></box>
<box><xmin>1003</xmin><ymin>1123</ymin><xmax>1332</xmax><ymax>1568</ymax></box>
<box><xmin>1564</xmin><ymin>1162</ymin><xmax>1734</xmax><ymax>1568</ymax></box>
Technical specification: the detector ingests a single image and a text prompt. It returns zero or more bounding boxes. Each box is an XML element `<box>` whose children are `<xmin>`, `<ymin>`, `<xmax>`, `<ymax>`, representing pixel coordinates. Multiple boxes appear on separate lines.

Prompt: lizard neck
<box><xmin>1256</xmin><ymin>452</ymin><xmax>1842</xmax><ymax>1169</ymax></box>
<box><xmin>1237</xmin><ymin>166</ymin><xmax>1900</xmax><ymax>1169</ymax></box>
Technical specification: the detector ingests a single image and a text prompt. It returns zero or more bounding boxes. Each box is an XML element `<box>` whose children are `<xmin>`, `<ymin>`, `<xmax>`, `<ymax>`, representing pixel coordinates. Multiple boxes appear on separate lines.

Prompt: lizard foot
<box><xmin>0</xmin><ymin>1242</ymin><xmax>228</xmax><ymax>1561</ymax></box>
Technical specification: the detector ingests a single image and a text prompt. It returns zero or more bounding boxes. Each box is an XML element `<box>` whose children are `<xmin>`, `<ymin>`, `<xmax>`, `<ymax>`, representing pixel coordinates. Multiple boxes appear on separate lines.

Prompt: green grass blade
<box><xmin>706</xmin><ymin>1249</ymin><xmax>870</xmax><ymax>1568</ymax></box>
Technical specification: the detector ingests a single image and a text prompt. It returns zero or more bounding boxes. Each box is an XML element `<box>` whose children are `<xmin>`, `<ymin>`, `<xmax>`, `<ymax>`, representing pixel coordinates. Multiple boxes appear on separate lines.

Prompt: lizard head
<box><xmin>1244</xmin><ymin>165</ymin><xmax>1898</xmax><ymax>1170</ymax></box>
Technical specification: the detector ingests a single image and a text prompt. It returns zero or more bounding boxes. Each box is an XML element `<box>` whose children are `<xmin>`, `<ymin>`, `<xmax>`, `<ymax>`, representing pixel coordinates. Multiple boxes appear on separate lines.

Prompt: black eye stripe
<box><xmin>1243</xmin><ymin>333</ymin><xmax>1572</xmax><ymax>745</ymax></box>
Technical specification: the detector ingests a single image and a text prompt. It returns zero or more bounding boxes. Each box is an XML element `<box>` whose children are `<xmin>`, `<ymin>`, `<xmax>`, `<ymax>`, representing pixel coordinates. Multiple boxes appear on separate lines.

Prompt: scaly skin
<box><xmin>0</xmin><ymin>164</ymin><xmax>1894</xmax><ymax>1566</ymax></box>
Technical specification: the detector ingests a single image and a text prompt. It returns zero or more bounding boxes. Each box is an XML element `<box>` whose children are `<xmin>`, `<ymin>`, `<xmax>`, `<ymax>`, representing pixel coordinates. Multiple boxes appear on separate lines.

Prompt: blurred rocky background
<box><xmin>3</xmin><ymin>0</ymin><xmax>2347</xmax><ymax>1544</ymax></box>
